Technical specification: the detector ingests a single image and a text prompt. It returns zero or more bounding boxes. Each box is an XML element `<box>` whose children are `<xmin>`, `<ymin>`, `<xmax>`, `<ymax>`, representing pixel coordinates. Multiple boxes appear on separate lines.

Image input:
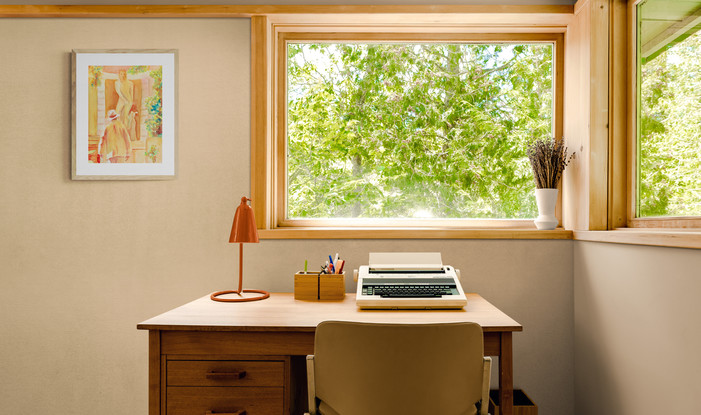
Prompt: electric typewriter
<box><xmin>355</xmin><ymin>252</ymin><xmax>468</xmax><ymax>309</ymax></box>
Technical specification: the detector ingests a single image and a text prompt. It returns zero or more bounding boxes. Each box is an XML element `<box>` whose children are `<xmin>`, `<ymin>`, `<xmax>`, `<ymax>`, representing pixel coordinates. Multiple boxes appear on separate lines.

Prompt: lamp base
<box><xmin>210</xmin><ymin>289</ymin><xmax>270</xmax><ymax>302</ymax></box>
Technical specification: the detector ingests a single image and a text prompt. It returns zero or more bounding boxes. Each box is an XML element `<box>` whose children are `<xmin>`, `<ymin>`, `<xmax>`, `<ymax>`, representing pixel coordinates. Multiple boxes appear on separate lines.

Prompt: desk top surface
<box><xmin>137</xmin><ymin>293</ymin><xmax>522</xmax><ymax>332</ymax></box>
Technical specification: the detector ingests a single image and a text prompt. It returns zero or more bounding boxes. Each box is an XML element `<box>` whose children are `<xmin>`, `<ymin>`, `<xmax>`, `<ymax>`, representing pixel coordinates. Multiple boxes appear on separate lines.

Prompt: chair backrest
<box><xmin>312</xmin><ymin>321</ymin><xmax>485</xmax><ymax>415</ymax></box>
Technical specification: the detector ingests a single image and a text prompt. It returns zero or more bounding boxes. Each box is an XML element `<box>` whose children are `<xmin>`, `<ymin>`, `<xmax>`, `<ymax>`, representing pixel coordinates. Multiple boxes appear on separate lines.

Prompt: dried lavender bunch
<box><xmin>527</xmin><ymin>138</ymin><xmax>575</xmax><ymax>189</ymax></box>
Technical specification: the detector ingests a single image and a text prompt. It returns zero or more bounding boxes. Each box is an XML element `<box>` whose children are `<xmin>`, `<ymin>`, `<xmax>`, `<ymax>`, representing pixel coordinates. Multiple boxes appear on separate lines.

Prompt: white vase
<box><xmin>534</xmin><ymin>188</ymin><xmax>559</xmax><ymax>230</ymax></box>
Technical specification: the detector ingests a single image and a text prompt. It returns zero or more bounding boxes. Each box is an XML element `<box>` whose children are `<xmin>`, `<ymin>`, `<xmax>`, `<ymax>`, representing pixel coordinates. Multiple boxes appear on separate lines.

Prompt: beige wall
<box><xmin>574</xmin><ymin>241</ymin><xmax>701</xmax><ymax>414</ymax></box>
<box><xmin>0</xmin><ymin>16</ymin><xmax>574</xmax><ymax>415</ymax></box>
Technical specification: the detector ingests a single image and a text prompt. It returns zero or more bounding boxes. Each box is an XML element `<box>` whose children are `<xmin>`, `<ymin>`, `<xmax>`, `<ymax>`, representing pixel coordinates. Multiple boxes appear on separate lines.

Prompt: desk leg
<box><xmin>149</xmin><ymin>330</ymin><xmax>161</xmax><ymax>415</ymax></box>
<box><xmin>499</xmin><ymin>332</ymin><xmax>514</xmax><ymax>415</ymax></box>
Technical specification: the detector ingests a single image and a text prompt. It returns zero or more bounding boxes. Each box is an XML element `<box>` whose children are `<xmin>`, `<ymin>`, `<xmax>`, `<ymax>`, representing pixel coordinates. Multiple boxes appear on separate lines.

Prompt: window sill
<box><xmin>573</xmin><ymin>229</ymin><xmax>701</xmax><ymax>250</ymax></box>
<box><xmin>258</xmin><ymin>227</ymin><xmax>573</xmax><ymax>240</ymax></box>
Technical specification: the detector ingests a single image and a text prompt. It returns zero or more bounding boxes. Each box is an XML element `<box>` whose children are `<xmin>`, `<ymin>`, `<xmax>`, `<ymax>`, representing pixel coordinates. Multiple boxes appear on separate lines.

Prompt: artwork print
<box><xmin>72</xmin><ymin>50</ymin><xmax>177</xmax><ymax>179</ymax></box>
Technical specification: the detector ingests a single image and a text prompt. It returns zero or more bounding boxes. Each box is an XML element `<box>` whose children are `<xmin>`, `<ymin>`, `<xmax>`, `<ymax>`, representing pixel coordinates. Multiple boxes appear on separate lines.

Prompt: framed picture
<box><xmin>72</xmin><ymin>49</ymin><xmax>178</xmax><ymax>180</ymax></box>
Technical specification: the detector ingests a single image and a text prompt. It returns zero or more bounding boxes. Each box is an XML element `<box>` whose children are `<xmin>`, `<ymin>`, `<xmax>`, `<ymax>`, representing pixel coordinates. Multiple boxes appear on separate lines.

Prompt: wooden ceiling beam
<box><xmin>0</xmin><ymin>4</ymin><xmax>573</xmax><ymax>18</ymax></box>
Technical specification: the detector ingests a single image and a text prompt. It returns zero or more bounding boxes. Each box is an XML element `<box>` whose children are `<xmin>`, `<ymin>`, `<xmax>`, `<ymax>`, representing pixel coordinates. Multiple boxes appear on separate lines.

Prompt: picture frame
<box><xmin>72</xmin><ymin>49</ymin><xmax>178</xmax><ymax>180</ymax></box>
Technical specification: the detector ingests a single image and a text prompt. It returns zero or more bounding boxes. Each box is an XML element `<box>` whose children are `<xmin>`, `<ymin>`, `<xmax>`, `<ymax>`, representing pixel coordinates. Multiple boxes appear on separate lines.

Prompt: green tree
<box><xmin>287</xmin><ymin>42</ymin><xmax>553</xmax><ymax>219</ymax></box>
<box><xmin>639</xmin><ymin>31</ymin><xmax>701</xmax><ymax>217</ymax></box>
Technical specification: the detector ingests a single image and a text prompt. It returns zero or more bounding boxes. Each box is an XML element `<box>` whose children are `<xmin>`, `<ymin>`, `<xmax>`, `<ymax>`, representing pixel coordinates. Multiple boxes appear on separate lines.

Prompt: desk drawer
<box><xmin>167</xmin><ymin>386</ymin><xmax>283</xmax><ymax>415</ymax></box>
<box><xmin>167</xmin><ymin>361</ymin><xmax>284</xmax><ymax>387</ymax></box>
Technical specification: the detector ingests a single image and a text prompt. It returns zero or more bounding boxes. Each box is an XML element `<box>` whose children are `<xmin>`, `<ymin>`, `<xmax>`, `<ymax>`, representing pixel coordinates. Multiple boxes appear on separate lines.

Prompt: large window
<box><xmin>637</xmin><ymin>0</ymin><xmax>701</xmax><ymax>219</ymax></box>
<box><xmin>276</xmin><ymin>33</ymin><xmax>563</xmax><ymax>229</ymax></box>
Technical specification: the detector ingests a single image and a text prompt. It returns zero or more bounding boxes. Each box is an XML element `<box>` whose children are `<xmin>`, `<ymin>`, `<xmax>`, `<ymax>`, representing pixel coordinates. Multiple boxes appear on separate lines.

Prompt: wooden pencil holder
<box><xmin>294</xmin><ymin>272</ymin><xmax>345</xmax><ymax>301</ymax></box>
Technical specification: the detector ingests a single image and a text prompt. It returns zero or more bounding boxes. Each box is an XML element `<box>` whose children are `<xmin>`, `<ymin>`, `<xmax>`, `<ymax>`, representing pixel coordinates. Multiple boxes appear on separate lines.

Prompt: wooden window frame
<box><xmin>572</xmin><ymin>0</ymin><xmax>701</xmax><ymax>250</ymax></box>
<box><xmin>625</xmin><ymin>0</ymin><xmax>701</xmax><ymax>229</ymax></box>
<box><xmin>254</xmin><ymin>14</ymin><xmax>568</xmax><ymax>239</ymax></box>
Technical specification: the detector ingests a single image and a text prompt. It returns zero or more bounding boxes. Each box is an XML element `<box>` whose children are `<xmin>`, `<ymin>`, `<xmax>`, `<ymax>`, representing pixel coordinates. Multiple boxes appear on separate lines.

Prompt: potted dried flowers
<box><xmin>527</xmin><ymin>137</ymin><xmax>574</xmax><ymax>230</ymax></box>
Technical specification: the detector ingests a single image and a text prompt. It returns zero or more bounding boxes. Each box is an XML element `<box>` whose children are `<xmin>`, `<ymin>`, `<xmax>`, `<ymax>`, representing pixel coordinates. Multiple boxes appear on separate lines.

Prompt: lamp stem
<box><xmin>237</xmin><ymin>243</ymin><xmax>244</xmax><ymax>294</ymax></box>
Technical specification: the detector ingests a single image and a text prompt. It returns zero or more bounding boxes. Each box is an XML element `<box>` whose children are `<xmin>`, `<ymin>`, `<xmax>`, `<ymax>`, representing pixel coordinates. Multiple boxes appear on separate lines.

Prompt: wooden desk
<box><xmin>138</xmin><ymin>293</ymin><xmax>522</xmax><ymax>415</ymax></box>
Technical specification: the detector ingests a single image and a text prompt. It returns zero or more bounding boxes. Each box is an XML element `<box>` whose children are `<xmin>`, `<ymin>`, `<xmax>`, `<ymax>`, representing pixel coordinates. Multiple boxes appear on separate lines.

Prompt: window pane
<box><xmin>287</xmin><ymin>43</ymin><xmax>553</xmax><ymax>219</ymax></box>
<box><xmin>638</xmin><ymin>0</ymin><xmax>701</xmax><ymax>217</ymax></box>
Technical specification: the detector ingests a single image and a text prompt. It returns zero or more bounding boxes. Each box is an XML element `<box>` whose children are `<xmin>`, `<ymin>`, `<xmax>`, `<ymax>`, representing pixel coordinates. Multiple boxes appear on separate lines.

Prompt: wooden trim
<box><xmin>0</xmin><ymin>4</ymin><xmax>257</xmax><ymax>17</ymax></box>
<box><xmin>251</xmin><ymin>16</ymin><xmax>272</xmax><ymax>229</ymax></box>
<box><xmin>280</xmin><ymin>218</ymin><xmax>542</xmax><ymax>228</ymax></box>
<box><xmin>554</xmin><ymin>34</ymin><xmax>565</xmax><ymax>143</ymax></box>
<box><xmin>274</xmin><ymin>26</ymin><xmax>568</xmax><ymax>35</ymax></box>
<box><xmin>258</xmin><ymin>228</ymin><xmax>573</xmax><ymax>240</ymax></box>
<box><xmin>279</xmin><ymin>32</ymin><xmax>565</xmax><ymax>42</ymax></box>
<box><xmin>0</xmin><ymin>5</ymin><xmax>574</xmax><ymax>18</ymax></box>
<box><xmin>564</xmin><ymin>0</ymin><xmax>611</xmax><ymax>230</ymax></box>
<box><xmin>574</xmin><ymin>0</ymin><xmax>593</xmax><ymax>16</ymax></box>
<box><xmin>554</xmin><ymin>33</ymin><xmax>565</xmax><ymax>226</ymax></box>
<box><xmin>589</xmin><ymin>0</ymin><xmax>611</xmax><ymax>230</ymax></box>
<box><xmin>629</xmin><ymin>217</ymin><xmax>701</xmax><ymax>228</ymax></box>
<box><xmin>271</xmin><ymin>30</ymin><xmax>564</xmax><ymax>233</ymax></box>
<box><xmin>563</xmin><ymin>0</ymin><xmax>591</xmax><ymax>230</ymax></box>
<box><xmin>275</xmin><ymin>31</ymin><xmax>288</xmax><ymax>227</ymax></box>
<box><xmin>609</xmin><ymin>0</ymin><xmax>629</xmax><ymax>229</ymax></box>
<box><xmin>269</xmin><ymin>12</ymin><xmax>572</xmax><ymax>29</ymax></box>
<box><xmin>627</xmin><ymin>0</ymin><xmax>639</xmax><ymax>227</ymax></box>
<box><xmin>574</xmin><ymin>229</ymin><xmax>701</xmax><ymax>249</ymax></box>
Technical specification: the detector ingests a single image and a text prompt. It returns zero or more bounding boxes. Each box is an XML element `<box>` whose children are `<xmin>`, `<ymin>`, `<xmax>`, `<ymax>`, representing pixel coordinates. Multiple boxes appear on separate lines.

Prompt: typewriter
<box><xmin>355</xmin><ymin>252</ymin><xmax>467</xmax><ymax>310</ymax></box>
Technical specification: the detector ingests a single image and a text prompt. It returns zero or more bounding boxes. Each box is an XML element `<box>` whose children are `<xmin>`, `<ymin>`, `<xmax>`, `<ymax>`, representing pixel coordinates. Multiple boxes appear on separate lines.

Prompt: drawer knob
<box><xmin>205</xmin><ymin>370</ymin><xmax>247</xmax><ymax>380</ymax></box>
<box><xmin>205</xmin><ymin>411</ymin><xmax>246</xmax><ymax>415</ymax></box>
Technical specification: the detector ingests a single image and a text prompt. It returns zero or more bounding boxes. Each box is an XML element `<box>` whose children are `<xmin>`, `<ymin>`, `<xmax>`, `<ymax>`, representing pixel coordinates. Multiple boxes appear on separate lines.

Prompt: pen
<box><xmin>333</xmin><ymin>253</ymin><xmax>339</xmax><ymax>268</ymax></box>
<box><xmin>304</xmin><ymin>259</ymin><xmax>308</xmax><ymax>273</ymax></box>
<box><xmin>337</xmin><ymin>259</ymin><xmax>345</xmax><ymax>274</ymax></box>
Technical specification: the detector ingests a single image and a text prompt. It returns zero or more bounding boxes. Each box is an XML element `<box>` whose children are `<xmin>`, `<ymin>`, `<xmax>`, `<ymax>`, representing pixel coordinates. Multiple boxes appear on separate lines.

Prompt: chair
<box><xmin>305</xmin><ymin>321</ymin><xmax>492</xmax><ymax>415</ymax></box>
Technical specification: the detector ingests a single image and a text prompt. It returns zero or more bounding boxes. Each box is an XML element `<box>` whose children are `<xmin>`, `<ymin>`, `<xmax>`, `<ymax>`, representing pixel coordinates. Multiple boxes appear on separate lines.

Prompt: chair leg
<box><xmin>481</xmin><ymin>357</ymin><xmax>492</xmax><ymax>415</ymax></box>
<box><xmin>306</xmin><ymin>355</ymin><xmax>317</xmax><ymax>415</ymax></box>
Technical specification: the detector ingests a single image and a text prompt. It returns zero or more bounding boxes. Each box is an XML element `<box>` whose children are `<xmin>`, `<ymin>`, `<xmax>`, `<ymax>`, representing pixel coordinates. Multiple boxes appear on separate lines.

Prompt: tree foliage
<box><xmin>640</xmin><ymin>31</ymin><xmax>701</xmax><ymax>217</ymax></box>
<box><xmin>287</xmin><ymin>43</ymin><xmax>554</xmax><ymax>219</ymax></box>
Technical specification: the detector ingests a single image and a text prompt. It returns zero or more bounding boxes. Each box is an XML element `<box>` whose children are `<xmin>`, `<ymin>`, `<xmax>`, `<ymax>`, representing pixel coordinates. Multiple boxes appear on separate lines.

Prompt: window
<box><xmin>266</xmin><ymin>31</ymin><xmax>564</xmax><ymax>233</ymax></box>
<box><xmin>251</xmin><ymin>13</ymin><xmax>569</xmax><ymax>237</ymax></box>
<box><xmin>635</xmin><ymin>0</ymin><xmax>701</xmax><ymax>223</ymax></box>
<box><xmin>286</xmin><ymin>40</ymin><xmax>554</xmax><ymax>222</ymax></box>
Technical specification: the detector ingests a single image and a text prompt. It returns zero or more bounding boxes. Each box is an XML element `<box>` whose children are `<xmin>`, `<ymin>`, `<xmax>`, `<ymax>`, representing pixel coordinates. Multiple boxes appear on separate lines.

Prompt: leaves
<box><xmin>639</xmin><ymin>31</ymin><xmax>701</xmax><ymax>217</ymax></box>
<box><xmin>287</xmin><ymin>43</ymin><xmax>554</xmax><ymax>219</ymax></box>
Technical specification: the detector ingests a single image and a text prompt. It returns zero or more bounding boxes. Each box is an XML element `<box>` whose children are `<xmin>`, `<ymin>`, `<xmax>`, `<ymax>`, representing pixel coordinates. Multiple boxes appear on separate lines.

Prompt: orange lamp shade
<box><xmin>229</xmin><ymin>197</ymin><xmax>259</xmax><ymax>244</ymax></box>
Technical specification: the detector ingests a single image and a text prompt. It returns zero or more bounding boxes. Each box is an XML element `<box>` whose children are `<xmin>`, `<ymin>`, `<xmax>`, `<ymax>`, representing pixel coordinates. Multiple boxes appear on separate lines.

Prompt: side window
<box><xmin>637</xmin><ymin>0</ymin><xmax>701</xmax><ymax>218</ymax></box>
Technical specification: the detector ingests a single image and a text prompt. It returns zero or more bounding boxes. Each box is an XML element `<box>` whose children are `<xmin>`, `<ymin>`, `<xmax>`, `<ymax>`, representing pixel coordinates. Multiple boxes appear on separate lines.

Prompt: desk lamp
<box><xmin>210</xmin><ymin>197</ymin><xmax>270</xmax><ymax>302</ymax></box>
